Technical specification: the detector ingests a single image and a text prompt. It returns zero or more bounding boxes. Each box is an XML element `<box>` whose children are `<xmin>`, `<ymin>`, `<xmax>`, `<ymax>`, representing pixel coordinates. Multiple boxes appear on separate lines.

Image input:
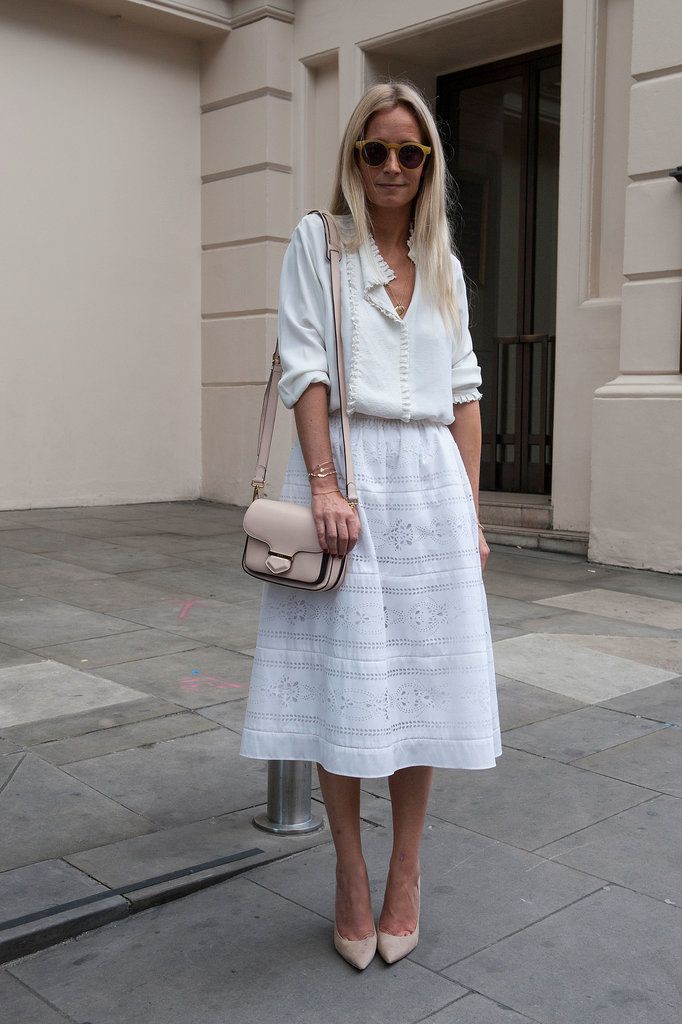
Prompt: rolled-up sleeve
<box><xmin>451</xmin><ymin>254</ymin><xmax>483</xmax><ymax>404</ymax></box>
<box><xmin>276</xmin><ymin>216</ymin><xmax>331</xmax><ymax>409</ymax></box>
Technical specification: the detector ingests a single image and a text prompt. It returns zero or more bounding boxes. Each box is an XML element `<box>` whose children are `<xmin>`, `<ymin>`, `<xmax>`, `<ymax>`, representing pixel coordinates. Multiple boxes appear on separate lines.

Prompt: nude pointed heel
<box><xmin>333</xmin><ymin>923</ymin><xmax>378</xmax><ymax>969</ymax></box>
<box><xmin>377</xmin><ymin>876</ymin><xmax>420</xmax><ymax>964</ymax></box>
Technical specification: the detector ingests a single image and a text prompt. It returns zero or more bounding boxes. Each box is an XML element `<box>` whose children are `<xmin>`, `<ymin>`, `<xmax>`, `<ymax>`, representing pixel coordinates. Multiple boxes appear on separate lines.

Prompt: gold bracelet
<box><xmin>307</xmin><ymin>460</ymin><xmax>337</xmax><ymax>478</ymax></box>
<box><xmin>310</xmin><ymin>487</ymin><xmax>359</xmax><ymax>511</ymax></box>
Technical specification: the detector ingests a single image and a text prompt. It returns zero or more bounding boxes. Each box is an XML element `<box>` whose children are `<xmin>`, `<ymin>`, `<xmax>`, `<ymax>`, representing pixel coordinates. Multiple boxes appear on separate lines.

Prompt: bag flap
<box><xmin>243</xmin><ymin>497</ymin><xmax>321</xmax><ymax>556</ymax></box>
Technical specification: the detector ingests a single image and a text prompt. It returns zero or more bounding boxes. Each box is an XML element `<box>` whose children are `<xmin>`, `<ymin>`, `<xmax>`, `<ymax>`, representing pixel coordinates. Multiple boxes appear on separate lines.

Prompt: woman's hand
<box><xmin>478</xmin><ymin>524</ymin><xmax>490</xmax><ymax>571</ymax></box>
<box><xmin>311</xmin><ymin>488</ymin><xmax>361</xmax><ymax>557</ymax></box>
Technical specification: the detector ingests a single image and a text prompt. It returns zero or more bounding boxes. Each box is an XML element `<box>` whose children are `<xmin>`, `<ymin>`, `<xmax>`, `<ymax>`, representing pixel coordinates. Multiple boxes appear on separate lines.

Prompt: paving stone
<box><xmin>492</xmin><ymin>634</ymin><xmax>677</xmax><ymax>702</ymax></box>
<box><xmin>0</xmin><ymin>859</ymin><xmax>127</xmax><ymax>965</ymax></box>
<box><xmin>509</xmin><ymin>609</ymin><xmax>678</xmax><ymax>637</ymax></box>
<box><xmin>20</xmin><ymin>517</ymin><xmax>163</xmax><ymax>540</ymax></box>
<box><xmin>0</xmin><ymin>736</ymin><xmax>24</xmax><ymax>754</ymax></box>
<box><xmin>490</xmin><ymin>624</ymin><xmax>530</xmax><ymax>641</ymax></box>
<box><xmin>34</xmin><ymin>627</ymin><xmax>206</xmax><ymax>669</ymax></box>
<box><xmin>599</xmin><ymin>676</ymin><xmax>682</xmax><ymax>723</ymax></box>
<box><xmin>362</xmin><ymin>748</ymin><xmax>654</xmax><ymax>850</ymax></box>
<box><xmin>61</xmin><ymin>728</ymin><xmax>269</xmax><ymax>827</ymax></box>
<box><xmin>485</xmin><ymin>596</ymin><xmax>566</xmax><ymax>625</ymax></box>
<box><xmin>0</xmin><ymin>527</ymin><xmax>105</xmax><ymax>555</ymax></box>
<box><xmin>0</xmin><ymin>546</ymin><xmax>63</xmax><ymax>571</ymax></box>
<box><xmin>536</xmin><ymin>588</ymin><xmax>682</xmax><ymax>630</ymax></box>
<box><xmin>565</xmin><ymin>635</ymin><xmax>682</xmax><ymax>674</ymax></box>
<box><xmin>248</xmin><ymin>807</ymin><xmax>602</xmax><ymax>971</ymax></box>
<box><xmin>90</xmin><ymin>646</ymin><xmax>252</xmax><ymax>709</ymax></box>
<box><xmin>112</xmin><ymin>563</ymin><xmax>257</xmax><ymax>604</ymax></box>
<box><xmin>495</xmin><ymin>675</ymin><xmax>585</xmax><ymax>731</ymax></box>
<box><xmin>536</xmin><ymin>794</ymin><xmax>682</xmax><ymax>905</ymax></box>
<box><xmin>418</xmin><ymin>992</ymin><xmax>536</xmax><ymax>1023</ymax></box>
<box><xmin>66</xmin><ymin>802</ymin><xmax>339</xmax><ymax>909</ymax></box>
<box><xmin>0</xmin><ymin>661</ymin><xmax>149</xmax><ymax>729</ymax></box>
<box><xmin>0</xmin><ymin>973</ymin><xmax>71</xmax><ymax>1022</ymax></box>
<box><xmin>124</xmin><ymin>516</ymin><xmax>238</xmax><ymax>537</ymax></box>
<box><xmin>7</xmin><ymin>875</ymin><xmax>465</xmax><ymax>1023</ymax></box>
<box><xmin>502</xmin><ymin>706</ymin><xmax>667</xmax><ymax>761</ymax></box>
<box><xmin>573</xmin><ymin>727</ymin><xmax>682</xmax><ymax>796</ymax></box>
<box><xmin>0</xmin><ymin>752</ymin><xmax>155</xmax><ymax>871</ymax></box>
<box><xmin>103</xmin><ymin>594</ymin><xmax>260</xmax><ymax>649</ymax></box>
<box><xmin>104</xmin><ymin>532</ymin><xmax>237</xmax><ymax>555</ymax></box>
<box><xmin>197</xmin><ymin>697</ymin><xmax>248</xmax><ymax>734</ymax></box>
<box><xmin>18</xmin><ymin>576</ymin><xmax>199</xmax><ymax>614</ymax></box>
<box><xmin>30</xmin><ymin>712</ymin><xmax>221</xmax><ymax>765</ymax></box>
<box><xmin>0</xmin><ymin>642</ymin><xmax>42</xmax><ymax>669</ymax></box>
<box><xmin>0</xmin><ymin>529</ymin><xmax>186</xmax><ymax>573</ymax></box>
<box><xmin>1</xmin><ymin>696</ymin><xmax>187</xmax><ymax>746</ymax></box>
<box><xmin>443</xmin><ymin>886</ymin><xmax>682</xmax><ymax>1024</ymax></box>
<box><xmin>0</xmin><ymin>595</ymin><xmax>144</xmax><ymax>650</ymax></box>
<box><xmin>592</xmin><ymin>571</ymin><xmax>682</xmax><ymax>604</ymax></box>
<box><xmin>0</xmin><ymin>559</ymin><xmax>112</xmax><ymax>590</ymax></box>
<box><xmin>485</xmin><ymin>549</ymin><xmax>630</xmax><ymax>583</ymax></box>
<box><xmin>483</xmin><ymin>571</ymin><xmax>596</xmax><ymax>601</ymax></box>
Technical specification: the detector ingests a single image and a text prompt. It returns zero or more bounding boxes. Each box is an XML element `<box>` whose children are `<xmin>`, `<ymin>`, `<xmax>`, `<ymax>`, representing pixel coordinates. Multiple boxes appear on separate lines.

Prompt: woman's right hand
<box><xmin>311</xmin><ymin>488</ymin><xmax>361</xmax><ymax>557</ymax></box>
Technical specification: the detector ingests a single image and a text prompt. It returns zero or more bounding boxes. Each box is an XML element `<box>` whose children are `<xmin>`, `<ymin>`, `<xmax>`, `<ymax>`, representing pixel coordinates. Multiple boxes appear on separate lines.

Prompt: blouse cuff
<box><xmin>452</xmin><ymin>387</ymin><xmax>483</xmax><ymax>405</ymax></box>
<box><xmin>277</xmin><ymin>370</ymin><xmax>331</xmax><ymax>410</ymax></box>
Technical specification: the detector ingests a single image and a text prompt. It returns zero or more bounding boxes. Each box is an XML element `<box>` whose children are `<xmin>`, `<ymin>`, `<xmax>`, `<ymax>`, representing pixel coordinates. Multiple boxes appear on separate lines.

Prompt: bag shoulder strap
<box><xmin>250</xmin><ymin>209</ymin><xmax>357</xmax><ymax>505</ymax></box>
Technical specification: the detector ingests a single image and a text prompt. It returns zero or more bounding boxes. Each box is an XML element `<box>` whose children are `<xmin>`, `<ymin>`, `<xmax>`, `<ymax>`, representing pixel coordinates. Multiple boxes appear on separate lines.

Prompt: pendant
<box><xmin>394</xmin><ymin>303</ymin><xmax>405</xmax><ymax>316</ymax></box>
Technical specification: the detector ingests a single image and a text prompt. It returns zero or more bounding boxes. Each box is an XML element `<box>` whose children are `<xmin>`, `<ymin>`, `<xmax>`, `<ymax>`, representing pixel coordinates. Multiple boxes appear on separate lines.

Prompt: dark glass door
<box><xmin>437</xmin><ymin>47</ymin><xmax>561</xmax><ymax>494</ymax></box>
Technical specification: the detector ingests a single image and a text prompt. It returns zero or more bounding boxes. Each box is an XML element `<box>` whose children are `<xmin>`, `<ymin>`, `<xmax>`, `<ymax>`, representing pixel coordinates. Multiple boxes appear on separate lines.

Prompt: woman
<box><xmin>239</xmin><ymin>80</ymin><xmax>502</xmax><ymax>969</ymax></box>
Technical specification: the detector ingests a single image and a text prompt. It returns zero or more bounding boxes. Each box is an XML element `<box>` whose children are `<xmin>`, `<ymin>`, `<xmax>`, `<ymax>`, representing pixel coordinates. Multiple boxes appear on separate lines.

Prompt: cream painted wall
<box><xmin>0</xmin><ymin>0</ymin><xmax>202</xmax><ymax>509</ymax></box>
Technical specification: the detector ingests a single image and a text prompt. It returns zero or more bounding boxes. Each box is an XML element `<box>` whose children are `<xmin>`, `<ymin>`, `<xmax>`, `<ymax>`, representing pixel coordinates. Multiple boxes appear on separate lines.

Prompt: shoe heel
<box><xmin>377</xmin><ymin>876</ymin><xmax>420</xmax><ymax>964</ymax></box>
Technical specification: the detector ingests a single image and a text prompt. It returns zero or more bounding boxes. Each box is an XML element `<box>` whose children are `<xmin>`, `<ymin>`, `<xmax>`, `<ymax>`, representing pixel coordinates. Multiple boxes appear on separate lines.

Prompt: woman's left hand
<box><xmin>478</xmin><ymin>525</ymin><xmax>490</xmax><ymax>571</ymax></box>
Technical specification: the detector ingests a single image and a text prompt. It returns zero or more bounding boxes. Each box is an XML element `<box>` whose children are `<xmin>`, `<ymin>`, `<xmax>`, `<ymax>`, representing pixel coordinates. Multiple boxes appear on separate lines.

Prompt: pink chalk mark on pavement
<box><xmin>177</xmin><ymin>599</ymin><xmax>202</xmax><ymax>619</ymax></box>
<box><xmin>179</xmin><ymin>671</ymin><xmax>244</xmax><ymax>692</ymax></box>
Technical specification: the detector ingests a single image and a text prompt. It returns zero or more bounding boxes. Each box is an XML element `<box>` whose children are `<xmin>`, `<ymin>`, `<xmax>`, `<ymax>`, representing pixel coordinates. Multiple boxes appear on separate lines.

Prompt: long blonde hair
<box><xmin>328</xmin><ymin>79</ymin><xmax>461</xmax><ymax>336</ymax></box>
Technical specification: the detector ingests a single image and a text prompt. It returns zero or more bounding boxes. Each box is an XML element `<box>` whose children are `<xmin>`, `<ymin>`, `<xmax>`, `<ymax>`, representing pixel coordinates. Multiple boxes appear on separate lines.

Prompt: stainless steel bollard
<box><xmin>252</xmin><ymin>759</ymin><xmax>325</xmax><ymax>835</ymax></box>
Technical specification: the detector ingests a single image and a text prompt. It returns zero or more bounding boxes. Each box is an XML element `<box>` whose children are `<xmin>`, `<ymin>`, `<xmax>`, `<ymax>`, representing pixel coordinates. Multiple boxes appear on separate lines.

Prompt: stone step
<box><xmin>479</xmin><ymin>491</ymin><xmax>553</xmax><ymax>530</ymax></box>
<box><xmin>480</xmin><ymin>522</ymin><xmax>589</xmax><ymax>557</ymax></box>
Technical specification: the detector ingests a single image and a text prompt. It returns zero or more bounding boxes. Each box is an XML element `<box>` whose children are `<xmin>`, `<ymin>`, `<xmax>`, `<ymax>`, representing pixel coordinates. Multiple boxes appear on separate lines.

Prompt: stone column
<box><xmin>199</xmin><ymin>2</ymin><xmax>295</xmax><ymax>505</ymax></box>
<box><xmin>589</xmin><ymin>0</ymin><xmax>682</xmax><ymax>572</ymax></box>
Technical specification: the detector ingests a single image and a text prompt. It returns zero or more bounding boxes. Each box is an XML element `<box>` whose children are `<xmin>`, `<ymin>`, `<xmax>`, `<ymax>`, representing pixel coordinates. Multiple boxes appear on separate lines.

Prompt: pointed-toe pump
<box><xmin>377</xmin><ymin>877</ymin><xmax>420</xmax><ymax>964</ymax></box>
<box><xmin>333</xmin><ymin>922</ymin><xmax>378</xmax><ymax>970</ymax></box>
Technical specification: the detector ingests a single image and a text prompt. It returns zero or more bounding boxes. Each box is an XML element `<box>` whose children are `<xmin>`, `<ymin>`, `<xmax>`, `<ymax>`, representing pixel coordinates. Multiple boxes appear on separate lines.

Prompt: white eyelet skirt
<box><xmin>239</xmin><ymin>409</ymin><xmax>502</xmax><ymax>778</ymax></box>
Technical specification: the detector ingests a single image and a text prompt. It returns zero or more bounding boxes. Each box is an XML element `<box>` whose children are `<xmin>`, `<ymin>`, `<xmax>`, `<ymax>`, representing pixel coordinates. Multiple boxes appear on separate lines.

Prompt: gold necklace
<box><xmin>385</xmin><ymin>263</ymin><xmax>415</xmax><ymax>317</ymax></box>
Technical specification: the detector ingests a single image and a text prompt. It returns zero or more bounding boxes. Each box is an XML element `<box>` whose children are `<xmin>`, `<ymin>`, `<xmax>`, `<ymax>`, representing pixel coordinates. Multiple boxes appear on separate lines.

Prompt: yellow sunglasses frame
<box><xmin>354</xmin><ymin>139</ymin><xmax>432</xmax><ymax>169</ymax></box>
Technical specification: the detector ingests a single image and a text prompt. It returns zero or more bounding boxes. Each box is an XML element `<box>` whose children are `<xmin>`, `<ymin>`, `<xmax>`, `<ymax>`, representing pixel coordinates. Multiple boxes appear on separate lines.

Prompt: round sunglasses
<box><xmin>355</xmin><ymin>138</ymin><xmax>432</xmax><ymax>170</ymax></box>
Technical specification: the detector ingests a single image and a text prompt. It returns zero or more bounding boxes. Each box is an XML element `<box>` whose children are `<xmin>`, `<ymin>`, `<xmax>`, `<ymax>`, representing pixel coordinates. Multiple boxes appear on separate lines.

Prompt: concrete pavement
<box><xmin>0</xmin><ymin>500</ymin><xmax>680</xmax><ymax>1022</ymax></box>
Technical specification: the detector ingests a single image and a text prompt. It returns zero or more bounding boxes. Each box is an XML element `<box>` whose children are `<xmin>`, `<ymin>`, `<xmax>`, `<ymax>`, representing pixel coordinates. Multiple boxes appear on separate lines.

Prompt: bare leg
<box><xmin>316</xmin><ymin>763</ymin><xmax>375</xmax><ymax>940</ymax></box>
<box><xmin>379</xmin><ymin>765</ymin><xmax>433</xmax><ymax>935</ymax></box>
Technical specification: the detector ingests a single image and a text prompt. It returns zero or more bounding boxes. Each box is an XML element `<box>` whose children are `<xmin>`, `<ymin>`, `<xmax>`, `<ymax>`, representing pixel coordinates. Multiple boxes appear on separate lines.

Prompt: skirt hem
<box><xmin>239</xmin><ymin>728</ymin><xmax>503</xmax><ymax>779</ymax></box>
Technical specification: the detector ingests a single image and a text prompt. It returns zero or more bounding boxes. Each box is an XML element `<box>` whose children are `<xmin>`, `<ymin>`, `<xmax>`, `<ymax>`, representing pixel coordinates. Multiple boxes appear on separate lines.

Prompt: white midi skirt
<box><xmin>239</xmin><ymin>410</ymin><xmax>502</xmax><ymax>778</ymax></box>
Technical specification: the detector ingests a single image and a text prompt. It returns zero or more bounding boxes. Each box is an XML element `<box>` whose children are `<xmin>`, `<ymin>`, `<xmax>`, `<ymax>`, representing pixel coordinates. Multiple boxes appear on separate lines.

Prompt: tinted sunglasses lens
<box><xmin>399</xmin><ymin>145</ymin><xmax>425</xmax><ymax>169</ymax></box>
<box><xmin>362</xmin><ymin>141</ymin><xmax>388</xmax><ymax>166</ymax></box>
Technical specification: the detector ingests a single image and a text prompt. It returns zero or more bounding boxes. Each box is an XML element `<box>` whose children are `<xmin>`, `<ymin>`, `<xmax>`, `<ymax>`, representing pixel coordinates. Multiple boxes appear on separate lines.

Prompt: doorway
<box><xmin>437</xmin><ymin>46</ymin><xmax>561</xmax><ymax>494</ymax></box>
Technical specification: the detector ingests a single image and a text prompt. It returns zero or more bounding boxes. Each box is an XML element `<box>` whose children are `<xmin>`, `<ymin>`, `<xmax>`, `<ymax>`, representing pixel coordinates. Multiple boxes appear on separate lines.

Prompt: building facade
<box><xmin>1</xmin><ymin>0</ymin><xmax>680</xmax><ymax>572</ymax></box>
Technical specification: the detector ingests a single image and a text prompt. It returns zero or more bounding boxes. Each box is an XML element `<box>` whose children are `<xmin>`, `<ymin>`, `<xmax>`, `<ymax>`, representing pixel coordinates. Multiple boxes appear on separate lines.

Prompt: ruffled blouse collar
<box><xmin>367</xmin><ymin>221</ymin><xmax>417</xmax><ymax>283</ymax></box>
<box><xmin>336</xmin><ymin>213</ymin><xmax>416</xmax><ymax>295</ymax></box>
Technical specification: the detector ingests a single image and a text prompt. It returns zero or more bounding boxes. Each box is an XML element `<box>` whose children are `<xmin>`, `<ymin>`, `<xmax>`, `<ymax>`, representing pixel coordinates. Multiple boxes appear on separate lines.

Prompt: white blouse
<box><xmin>276</xmin><ymin>211</ymin><xmax>483</xmax><ymax>425</ymax></box>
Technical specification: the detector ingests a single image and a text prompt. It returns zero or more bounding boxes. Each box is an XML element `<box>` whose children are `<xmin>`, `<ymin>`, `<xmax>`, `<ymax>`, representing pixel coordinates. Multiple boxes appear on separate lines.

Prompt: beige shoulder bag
<box><xmin>241</xmin><ymin>209</ymin><xmax>358</xmax><ymax>591</ymax></box>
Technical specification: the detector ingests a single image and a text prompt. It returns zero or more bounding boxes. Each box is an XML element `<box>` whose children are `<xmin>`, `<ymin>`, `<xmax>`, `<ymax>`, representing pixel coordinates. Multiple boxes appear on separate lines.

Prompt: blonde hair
<box><xmin>328</xmin><ymin>79</ymin><xmax>461</xmax><ymax>335</ymax></box>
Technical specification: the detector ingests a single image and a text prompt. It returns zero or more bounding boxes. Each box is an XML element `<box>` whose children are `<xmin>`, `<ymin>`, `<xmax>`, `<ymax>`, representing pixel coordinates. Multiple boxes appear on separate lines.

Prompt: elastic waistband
<box><xmin>329</xmin><ymin>409</ymin><xmax>446</xmax><ymax>429</ymax></box>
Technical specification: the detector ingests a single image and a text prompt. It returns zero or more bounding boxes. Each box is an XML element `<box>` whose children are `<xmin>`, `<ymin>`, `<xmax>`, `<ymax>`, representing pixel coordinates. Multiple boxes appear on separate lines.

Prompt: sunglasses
<box><xmin>355</xmin><ymin>138</ymin><xmax>432</xmax><ymax>170</ymax></box>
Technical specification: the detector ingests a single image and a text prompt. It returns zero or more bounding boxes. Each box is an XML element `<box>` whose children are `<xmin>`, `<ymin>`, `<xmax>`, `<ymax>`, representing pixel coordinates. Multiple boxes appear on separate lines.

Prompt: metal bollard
<box><xmin>252</xmin><ymin>759</ymin><xmax>325</xmax><ymax>835</ymax></box>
